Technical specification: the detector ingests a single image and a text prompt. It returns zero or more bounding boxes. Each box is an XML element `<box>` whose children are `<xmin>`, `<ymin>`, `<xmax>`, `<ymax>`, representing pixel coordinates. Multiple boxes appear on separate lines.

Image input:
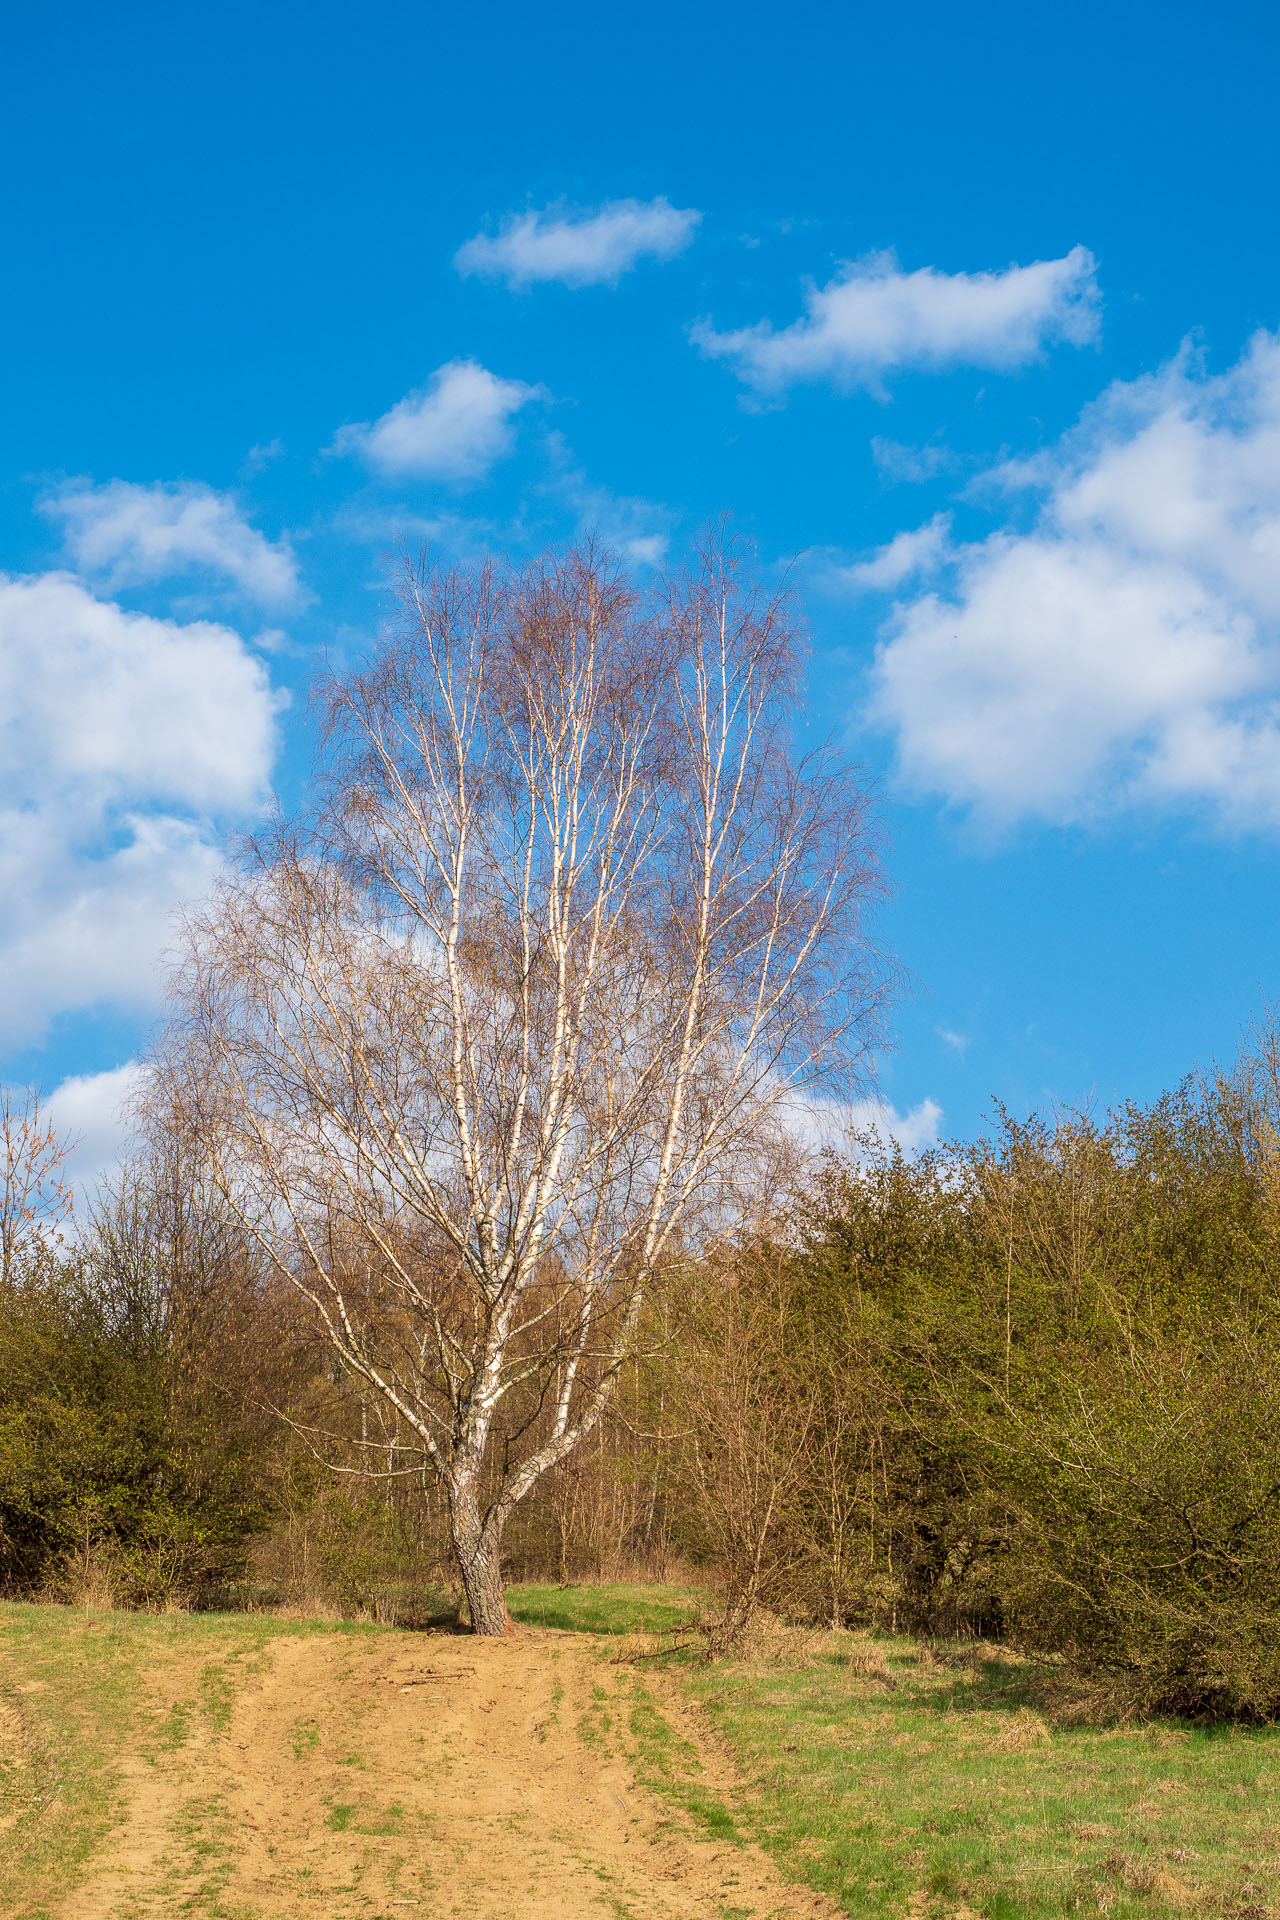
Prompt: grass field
<box><xmin>2</xmin><ymin>1588</ymin><xmax>1279</xmax><ymax>1918</ymax></box>
<box><xmin>516</xmin><ymin>1589</ymin><xmax>1280</xmax><ymax>1916</ymax></box>
<box><xmin>678</xmin><ymin>1632</ymin><xmax>1280</xmax><ymax>1917</ymax></box>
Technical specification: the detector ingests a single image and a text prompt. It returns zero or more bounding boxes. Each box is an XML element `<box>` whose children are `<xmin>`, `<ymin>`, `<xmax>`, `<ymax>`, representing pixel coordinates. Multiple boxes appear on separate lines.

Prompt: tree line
<box><xmin>6</xmin><ymin>1053</ymin><xmax>1280</xmax><ymax>1714</ymax></box>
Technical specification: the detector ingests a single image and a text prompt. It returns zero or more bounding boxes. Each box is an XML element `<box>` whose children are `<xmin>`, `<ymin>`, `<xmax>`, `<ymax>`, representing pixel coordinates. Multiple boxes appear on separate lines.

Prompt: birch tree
<box><xmin>159</xmin><ymin>542</ymin><xmax>885</xmax><ymax>1632</ymax></box>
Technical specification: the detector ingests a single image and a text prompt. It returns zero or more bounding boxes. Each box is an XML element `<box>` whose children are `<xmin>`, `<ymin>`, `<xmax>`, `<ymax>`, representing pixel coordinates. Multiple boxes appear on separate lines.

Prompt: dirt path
<box><xmin>57</xmin><ymin>1628</ymin><xmax>838</xmax><ymax>1919</ymax></box>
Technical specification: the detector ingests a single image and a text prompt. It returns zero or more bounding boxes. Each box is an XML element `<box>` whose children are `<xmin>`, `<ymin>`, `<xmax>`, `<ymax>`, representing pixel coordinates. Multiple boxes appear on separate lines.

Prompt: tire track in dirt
<box><xmin>57</xmin><ymin>1628</ymin><xmax>838</xmax><ymax>1919</ymax></box>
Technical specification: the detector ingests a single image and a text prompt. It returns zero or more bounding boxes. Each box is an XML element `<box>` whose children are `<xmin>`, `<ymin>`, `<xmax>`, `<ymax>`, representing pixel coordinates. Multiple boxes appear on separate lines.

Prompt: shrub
<box><xmin>0</xmin><ymin>1158</ymin><xmax>279</xmax><ymax>1605</ymax></box>
<box><xmin>794</xmin><ymin>1072</ymin><xmax>1280</xmax><ymax>1715</ymax></box>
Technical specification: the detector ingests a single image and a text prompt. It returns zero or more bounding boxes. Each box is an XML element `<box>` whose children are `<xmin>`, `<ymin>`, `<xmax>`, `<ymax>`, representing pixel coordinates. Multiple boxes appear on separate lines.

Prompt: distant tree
<box><xmin>158</xmin><ymin>540</ymin><xmax>885</xmax><ymax>1632</ymax></box>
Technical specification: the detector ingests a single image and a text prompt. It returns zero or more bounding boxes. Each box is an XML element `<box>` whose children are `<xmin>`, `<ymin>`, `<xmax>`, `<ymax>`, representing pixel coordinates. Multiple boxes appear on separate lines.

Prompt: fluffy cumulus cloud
<box><xmin>332</xmin><ymin>360</ymin><xmax>541</xmax><ymax>482</ymax></box>
<box><xmin>0</xmin><ymin>572</ymin><xmax>279</xmax><ymax>1045</ymax></box>
<box><xmin>851</xmin><ymin>1096</ymin><xmax>944</xmax><ymax>1155</ymax></box>
<box><xmin>695</xmin><ymin>245</ymin><xmax>1099</xmax><ymax>394</ymax></box>
<box><xmin>43</xmin><ymin>479</ymin><xmax>302</xmax><ymax>607</ymax></box>
<box><xmin>455</xmin><ymin>196</ymin><xmax>700</xmax><ymax>289</ymax></box>
<box><xmin>868</xmin><ymin>332</ymin><xmax>1280</xmax><ymax>827</ymax></box>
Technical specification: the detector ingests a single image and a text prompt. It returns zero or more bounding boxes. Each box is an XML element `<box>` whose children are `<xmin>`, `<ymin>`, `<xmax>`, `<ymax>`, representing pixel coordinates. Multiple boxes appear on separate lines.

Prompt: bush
<box><xmin>989</xmin><ymin>1312</ymin><xmax>1280</xmax><ymax>1715</ymax></box>
<box><xmin>792</xmin><ymin>1073</ymin><xmax>1280</xmax><ymax>1714</ymax></box>
<box><xmin>0</xmin><ymin>1158</ymin><xmax>279</xmax><ymax>1605</ymax></box>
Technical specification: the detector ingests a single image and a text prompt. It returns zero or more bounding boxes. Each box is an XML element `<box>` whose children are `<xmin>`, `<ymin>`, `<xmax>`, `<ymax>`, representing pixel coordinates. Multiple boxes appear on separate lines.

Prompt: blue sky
<box><xmin>6</xmin><ymin>0</ymin><xmax>1280</xmax><ymax>1181</ymax></box>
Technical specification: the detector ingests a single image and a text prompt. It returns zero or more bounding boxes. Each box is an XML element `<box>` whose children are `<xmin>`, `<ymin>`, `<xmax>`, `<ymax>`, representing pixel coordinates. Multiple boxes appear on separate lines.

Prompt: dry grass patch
<box><xmin>991</xmin><ymin>1705</ymin><xmax>1053</xmax><ymax>1751</ymax></box>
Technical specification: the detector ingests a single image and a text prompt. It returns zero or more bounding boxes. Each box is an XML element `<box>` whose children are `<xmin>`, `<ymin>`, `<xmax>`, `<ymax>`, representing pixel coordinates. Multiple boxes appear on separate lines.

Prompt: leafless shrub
<box><xmin>663</xmin><ymin>1241</ymin><xmax>827</xmax><ymax>1654</ymax></box>
<box><xmin>0</xmin><ymin>1087</ymin><xmax>75</xmax><ymax>1283</ymax></box>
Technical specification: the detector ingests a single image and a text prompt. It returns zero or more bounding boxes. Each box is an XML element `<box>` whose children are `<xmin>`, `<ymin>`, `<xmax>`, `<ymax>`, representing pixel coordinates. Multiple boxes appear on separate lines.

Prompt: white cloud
<box><xmin>0</xmin><ymin>572</ymin><xmax>279</xmax><ymax>1044</ymax></box>
<box><xmin>694</xmin><ymin>245</ymin><xmax>1099</xmax><ymax>394</ymax></box>
<box><xmin>1</xmin><ymin>811</ymin><xmax>227</xmax><ymax>1047</ymax></box>
<box><xmin>845</xmin><ymin>1096</ymin><xmax>944</xmax><ymax>1155</ymax></box>
<box><xmin>869</xmin><ymin>332</ymin><xmax>1280</xmax><ymax>828</ymax></box>
<box><xmin>456</xmin><ymin>197</ymin><xmax>700</xmax><ymax>289</ymax></box>
<box><xmin>843</xmin><ymin>514</ymin><xmax>953</xmax><ymax>591</ymax></box>
<box><xmin>332</xmin><ymin>360</ymin><xmax>541</xmax><ymax>482</ymax></box>
<box><xmin>46</xmin><ymin>1061</ymin><xmax>148</xmax><ymax>1202</ymax></box>
<box><xmin>784</xmin><ymin>1089</ymin><xmax>943</xmax><ymax>1158</ymax></box>
<box><xmin>0</xmin><ymin>573</ymin><xmax>275</xmax><ymax>809</ymax></box>
<box><xmin>43</xmin><ymin>479</ymin><xmax>302</xmax><ymax>607</ymax></box>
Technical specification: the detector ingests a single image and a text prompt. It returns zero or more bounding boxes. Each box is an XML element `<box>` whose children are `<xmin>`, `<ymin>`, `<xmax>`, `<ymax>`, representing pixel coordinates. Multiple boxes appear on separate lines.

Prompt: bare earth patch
<box><xmin>54</xmin><ymin>1628</ymin><xmax>836</xmax><ymax>1919</ymax></box>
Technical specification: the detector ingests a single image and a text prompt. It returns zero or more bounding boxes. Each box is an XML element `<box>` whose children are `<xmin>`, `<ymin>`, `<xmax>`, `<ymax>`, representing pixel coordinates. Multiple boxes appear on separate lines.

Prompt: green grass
<box><xmin>626</xmin><ymin>1683</ymin><xmax>743</xmax><ymax>1844</ymax></box>
<box><xmin>9</xmin><ymin>1586</ymin><xmax>1280</xmax><ymax>1918</ymax></box>
<box><xmin>0</xmin><ymin>1601</ymin><xmax>386</xmax><ymax>1920</ymax></box>
<box><xmin>563</xmin><ymin>1655</ymin><xmax>745</xmax><ymax>1855</ymax></box>
<box><xmin>291</xmin><ymin>1713</ymin><xmax>322</xmax><ymax>1756</ymax></box>
<box><xmin>0</xmin><ymin>1602</ymin><xmax>181</xmax><ymax>1918</ymax></box>
<box><xmin>678</xmin><ymin>1632</ymin><xmax>1280</xmax><ymax>1917</ymax></box>
<box><xmin>505</xmin><ymin>1579</ymin><xmax>705</xmax><ymax>1636</ymax></box>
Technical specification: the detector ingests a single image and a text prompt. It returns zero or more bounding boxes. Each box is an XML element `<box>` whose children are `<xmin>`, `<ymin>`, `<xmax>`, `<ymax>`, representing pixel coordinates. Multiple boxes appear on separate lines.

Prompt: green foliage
<box><xmin>11</xmin><ymin>1037</ymin><xmax>1280</xmax><ymax>1730</ymax></box>
<box><xmin>0</xmin><ymin>1159</ymin><xmax>278</xmax><ymax>1605</ymax></box>
<box><xmin>789</xmin><ymin>1070</ymin><xmax>1280</xmax><ymax>1716</ymax></box>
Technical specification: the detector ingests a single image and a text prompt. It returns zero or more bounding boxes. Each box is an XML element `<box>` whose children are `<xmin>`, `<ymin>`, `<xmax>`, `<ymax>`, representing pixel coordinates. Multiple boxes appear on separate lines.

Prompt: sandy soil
<box><xmin>57</xmin><ymin>1628</ymin><xmax>839</xmax><ymax>1919</ymax></box>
